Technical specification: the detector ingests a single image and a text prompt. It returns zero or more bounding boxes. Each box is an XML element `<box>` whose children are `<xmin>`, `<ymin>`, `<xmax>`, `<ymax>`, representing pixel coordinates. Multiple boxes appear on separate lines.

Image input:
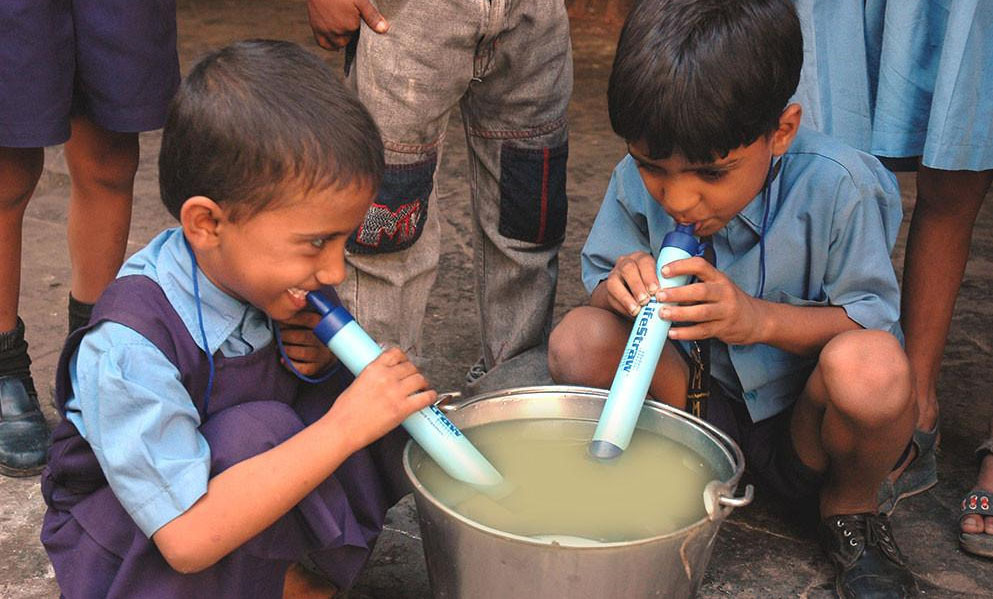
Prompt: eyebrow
<box><xmin>629</xmin><ymin>150</ymin><xmax>741</xmax><ymax>172</ymax></box>
<box><xmin>294</xmin><ymin>229</ymin><xmax>346</xmax><ymax>240</ymax></box>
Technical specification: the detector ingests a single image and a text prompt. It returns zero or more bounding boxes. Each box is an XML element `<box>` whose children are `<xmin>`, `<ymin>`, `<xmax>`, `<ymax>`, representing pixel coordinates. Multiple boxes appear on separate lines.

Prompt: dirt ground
<box><xmin>2</xmin><ymin>1</ymin><xmax>993</xmax><ymax>597</ymax></box>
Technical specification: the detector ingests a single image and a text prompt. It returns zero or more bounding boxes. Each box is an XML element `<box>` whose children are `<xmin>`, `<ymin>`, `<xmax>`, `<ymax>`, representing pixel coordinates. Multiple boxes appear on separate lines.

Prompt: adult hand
<box><xmin>307</xmin><ymin>0</ymin><xmax>389</xmax><ymax>51</ymax></box>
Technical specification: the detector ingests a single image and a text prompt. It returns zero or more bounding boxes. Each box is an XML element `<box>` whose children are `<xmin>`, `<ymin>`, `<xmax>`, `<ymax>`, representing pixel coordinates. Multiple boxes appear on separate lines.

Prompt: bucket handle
<box><xmin>434</xmin><ymin>391</ymin><xmax>463</xmax><ymax>413</ymax></box>
<box><xmin>717</xmin><ymin>484</ymin><xmax>754</xmax><ymax>509</ymax></box>
<box><xmin>704</xmin><ymin>481</ymin><xmax>754</xmax><ymax>521</ymax></box>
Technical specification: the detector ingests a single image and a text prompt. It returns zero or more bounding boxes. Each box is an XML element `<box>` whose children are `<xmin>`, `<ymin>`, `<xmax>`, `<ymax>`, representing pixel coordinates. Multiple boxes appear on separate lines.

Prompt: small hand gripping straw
<box><xmin>589</xmin><ymin>223</ymin><xmax>702</xmax><ymax>460</ymax></box>
<box><xmin>307</xmin><ymin>291</ymin><xmax>505</xmax><ymax>489</ymax></box>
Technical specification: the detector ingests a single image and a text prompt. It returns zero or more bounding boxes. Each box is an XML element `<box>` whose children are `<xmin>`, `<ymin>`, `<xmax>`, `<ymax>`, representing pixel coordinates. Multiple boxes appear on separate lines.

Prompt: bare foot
<box><xmin>961</xmin><ymin>453</ymin><xmax>993</xmax><ymax>536</ymax></box>
<box><xmin>283</xmin><ymin>562</ymin><xmax>337</xmax><ymax>599</ymax></box>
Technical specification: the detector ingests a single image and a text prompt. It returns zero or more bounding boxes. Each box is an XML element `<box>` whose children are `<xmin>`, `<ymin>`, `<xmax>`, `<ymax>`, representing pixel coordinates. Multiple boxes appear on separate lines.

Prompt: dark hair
<box><xmin>608</xmin><ymin>0</ymin><xmax>802</xmax><ymax>163</ymax></box>
<box><xmin>159</xmin><ymin>39</ymin><xmax>384</xmax><ymax>221</ymax></box>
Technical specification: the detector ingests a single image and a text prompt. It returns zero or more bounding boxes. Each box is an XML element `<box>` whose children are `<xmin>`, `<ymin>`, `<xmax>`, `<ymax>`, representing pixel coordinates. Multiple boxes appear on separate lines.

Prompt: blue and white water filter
<box><xmin>306</xmin><ymin>291</ymin><xmax>505</xmax><ymax>488</ymax></box>
<box><xmin>589</xmin><ymin>224</ymin><xmax>701</xmax><ymax>460</ymax></box>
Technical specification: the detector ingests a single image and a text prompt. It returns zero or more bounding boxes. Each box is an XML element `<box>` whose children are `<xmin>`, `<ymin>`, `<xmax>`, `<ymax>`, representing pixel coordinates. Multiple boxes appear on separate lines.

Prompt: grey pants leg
<box><xmin>342</xmin><ymin>0</ymin><xmax>573</xmax><ymax>372</ymax></box>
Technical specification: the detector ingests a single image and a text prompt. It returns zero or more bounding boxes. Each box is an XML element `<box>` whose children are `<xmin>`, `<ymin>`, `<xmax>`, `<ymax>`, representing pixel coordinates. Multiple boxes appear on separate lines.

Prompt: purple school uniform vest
<box><xmin>41</xmin><ymin>275</ymin><xmax>409</xmax><ymax>599</ymax></box>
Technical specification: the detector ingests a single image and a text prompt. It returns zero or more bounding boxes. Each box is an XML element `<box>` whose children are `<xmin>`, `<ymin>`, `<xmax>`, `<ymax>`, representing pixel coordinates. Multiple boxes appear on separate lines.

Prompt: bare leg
<box><xmin>791</xmin><ymin>330</ymin><xmax>914</xmax><ymax>516</ymax></box>
<box><xmin>548</xmin><ymin>305</ymin><xmax>689</xmax><ymax>409</ymax></box>
<box><xmin>902</xmin><ymin>166</ymin><xmax>993</xmax><ymax>432</ymax></box>
<box><xmin>0</xmin><ymin>147</ymin><xmax>44</xmax><ymax>332</ymax></box>
<box><xmin>63</xmin><ymin>115</ymin><xmax>139</xmax><ymax>303</ymax></box>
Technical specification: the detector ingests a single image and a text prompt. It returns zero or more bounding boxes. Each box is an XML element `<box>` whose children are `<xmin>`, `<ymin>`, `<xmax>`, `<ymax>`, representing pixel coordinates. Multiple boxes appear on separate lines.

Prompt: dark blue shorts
<box><xmin>673</xmin><ymin>342</ymin><xmax>824</xmax><ymax>504</ymax></box>
<box><xmin>0</xmin><ymin>0</ymin><xmax>179</xmax><ymax>147</ymax></box>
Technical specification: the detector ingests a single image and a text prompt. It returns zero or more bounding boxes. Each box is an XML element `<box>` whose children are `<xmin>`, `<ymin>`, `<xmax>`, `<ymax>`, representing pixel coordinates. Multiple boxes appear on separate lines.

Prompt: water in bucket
<box><xmin>412</xmin><ymin>418</ymin><xmax>716</xmax><ymax>543</ymax></box>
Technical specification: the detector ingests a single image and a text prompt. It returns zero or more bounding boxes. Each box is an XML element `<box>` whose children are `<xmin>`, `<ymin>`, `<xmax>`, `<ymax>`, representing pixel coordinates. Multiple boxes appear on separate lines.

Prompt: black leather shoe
<box><xmin>820</xmin><ymin>513</ymin><xmax>916</xmax><ymax>599</ymax></box>
<box><xmin>0</xmin><ymin>375</ymin><xmax>49</xmax><ymax>476</ymax></box>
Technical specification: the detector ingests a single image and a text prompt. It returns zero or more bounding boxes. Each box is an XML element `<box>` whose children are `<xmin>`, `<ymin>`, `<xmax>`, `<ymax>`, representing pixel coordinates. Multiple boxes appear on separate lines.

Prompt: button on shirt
<box><xmin>581</xmin><ymin>127</ymin><xmax>903</xmax><ymax>422</ymax></box>
<box><xmin>64</xmin><ymin>227</ymin><xmax>274</xmax><ymax>537</ymax></box>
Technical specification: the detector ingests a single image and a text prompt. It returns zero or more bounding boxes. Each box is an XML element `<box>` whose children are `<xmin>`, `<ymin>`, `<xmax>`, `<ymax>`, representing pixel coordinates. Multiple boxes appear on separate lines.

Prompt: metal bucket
<box><xmin>402</xmin><ymin>386</ymin><xmax>753</xmax><ymax>599</ymax></box>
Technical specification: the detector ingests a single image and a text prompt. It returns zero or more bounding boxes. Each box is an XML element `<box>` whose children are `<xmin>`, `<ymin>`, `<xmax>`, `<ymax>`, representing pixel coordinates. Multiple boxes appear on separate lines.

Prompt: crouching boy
<box><xmin>549</xmin><ymin>2</ymin><xmax>916</xmax><ymax>598</ymax></box>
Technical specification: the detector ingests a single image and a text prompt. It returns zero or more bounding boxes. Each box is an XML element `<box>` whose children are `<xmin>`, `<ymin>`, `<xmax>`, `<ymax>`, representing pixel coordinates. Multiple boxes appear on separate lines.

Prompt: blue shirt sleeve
<box><xmin>66</xmin><ymin>321</ymin><xmax>211</xmax><ymax>538</ymax></box>
<box><xmin>581</xmin><ymin>157</ymin><xmax>662</xmax><ymax>294</ymax></box>
<box><xmin>822</xmin><ymin>156</ymin><xmax>902</xmax><ymax>333</ymax></box>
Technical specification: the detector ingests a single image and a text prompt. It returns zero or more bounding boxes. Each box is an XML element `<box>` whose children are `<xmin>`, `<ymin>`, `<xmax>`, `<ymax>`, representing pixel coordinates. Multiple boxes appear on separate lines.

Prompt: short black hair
<box><xmin>159</xmin><ymin>39</ymin><xmax>384</xmax><ymax>221</ymax></box>
<box><xmin>608</xmin><ymin>0</ymin><xmax>802</xmax><ymax>163</ymax></box>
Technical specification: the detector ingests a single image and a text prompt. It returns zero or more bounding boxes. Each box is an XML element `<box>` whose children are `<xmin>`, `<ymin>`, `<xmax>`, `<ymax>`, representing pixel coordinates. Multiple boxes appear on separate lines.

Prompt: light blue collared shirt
<box><xmin>64</xmin><ymin>227</ymin><xmax>274</xmax><ymax>537</ymax></box>
<box><xmin>581</xmin><ymin>127</ymin><xmax>903</xmax><ymax>422</ymax></box>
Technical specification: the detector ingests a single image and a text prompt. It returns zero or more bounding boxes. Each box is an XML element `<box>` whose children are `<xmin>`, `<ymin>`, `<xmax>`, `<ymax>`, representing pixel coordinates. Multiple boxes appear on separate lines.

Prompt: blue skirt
<box><xmin>792</xmin><ymin>0</ymin><xmax>993</xmax><ymax>171</ymax></box>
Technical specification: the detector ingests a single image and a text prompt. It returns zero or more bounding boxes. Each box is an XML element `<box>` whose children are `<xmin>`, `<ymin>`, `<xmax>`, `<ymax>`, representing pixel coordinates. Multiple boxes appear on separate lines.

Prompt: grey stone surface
<box><xmin>3</xmin><ymin>1</ymin><xmax>993</xmax><ymax>597</ymax></box>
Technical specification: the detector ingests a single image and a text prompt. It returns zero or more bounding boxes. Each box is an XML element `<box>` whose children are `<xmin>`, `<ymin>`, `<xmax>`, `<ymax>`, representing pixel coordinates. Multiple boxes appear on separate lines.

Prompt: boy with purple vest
<box><xmin>40</xmin><ymin>39</ymin><xmax>436</xmax><ymax>598</ymax></box>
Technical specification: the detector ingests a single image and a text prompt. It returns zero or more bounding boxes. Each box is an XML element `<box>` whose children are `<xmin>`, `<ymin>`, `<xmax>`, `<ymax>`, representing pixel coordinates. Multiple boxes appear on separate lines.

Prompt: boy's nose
<box><xmin>315</xmin><ymin>251</ymin><xmax>346</xmax><ymax>286</ymax></box>
<box><xmin>661</xmin><ymin>187</ymin><xmax>700</xmax><ymax>220</ymax></box>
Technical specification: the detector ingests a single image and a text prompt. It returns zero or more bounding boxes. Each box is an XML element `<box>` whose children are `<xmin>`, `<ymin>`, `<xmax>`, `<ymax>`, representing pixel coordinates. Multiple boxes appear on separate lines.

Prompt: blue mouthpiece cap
<box><xmin>306</xmin><ymin>290</ymin><xmax>337</xmax><ymax>317</ymax></box>
<box><xmin>662</xmin><ymin>223</ymin><xmax>700</xmax><ymax>255</ymax></box>
<box><xmin>307</xmin><ymin>291</ymin><xmax>355</xmax><ymax>344</ymax></box>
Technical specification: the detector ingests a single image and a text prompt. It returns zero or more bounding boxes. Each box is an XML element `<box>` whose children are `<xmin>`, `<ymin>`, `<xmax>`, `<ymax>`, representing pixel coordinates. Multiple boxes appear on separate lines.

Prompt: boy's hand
<box><xmin>655</xmin><ymin>256</ymin><xmax>766</xmax><ymax>345</ymax></box>
<box><xmin>329</xmin><ymin>348</ymin><xmax>436</xmax><ymax>450</ymax></box>
<box><xmin>277</xmin><ymin>311</ymin><xmax>337</xmax><ymax>376</ymax></box>
<box><xmin>307</xmin><ymin>0</ymin><xmax>389</xmax><ymax>51</ymax></box>
<box><xmin>602</xmin><ymin>251</ymin><xmax>664</xmax><ymax>318</ymax></box>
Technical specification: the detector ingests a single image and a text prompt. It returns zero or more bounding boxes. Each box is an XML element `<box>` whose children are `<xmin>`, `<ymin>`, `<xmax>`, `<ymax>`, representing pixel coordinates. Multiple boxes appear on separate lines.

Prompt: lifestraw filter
<box><xmin>589</xmin><ymin>224</ymin><xmax>701</xmax><ymax>459</ymax></box>
<box><xmin>307</xmin><ymin>291</ymin><xmax>505</xmax><ymax>488</ymax></box>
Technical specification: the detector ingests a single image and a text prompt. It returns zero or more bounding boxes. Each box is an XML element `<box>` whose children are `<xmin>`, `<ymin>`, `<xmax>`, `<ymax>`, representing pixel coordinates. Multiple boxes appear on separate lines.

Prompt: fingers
<box><xmin>607</xmin><ymin>252</ymin><xmax>659</xmax><ymax>316</ymax></box>
<box><xmin>659</xmin><ymin>256</ymin><xmax>713</xmax><ymax>281</ymax></box>
<box><xmin>407</xmin><ymin>389</ymin><xmax>439</xmax><ymax>411</ymax></box>
<box><xmin>356</xmin><ymin>0</ymin><xmax>389</xmax><ymax>33</ymax></box>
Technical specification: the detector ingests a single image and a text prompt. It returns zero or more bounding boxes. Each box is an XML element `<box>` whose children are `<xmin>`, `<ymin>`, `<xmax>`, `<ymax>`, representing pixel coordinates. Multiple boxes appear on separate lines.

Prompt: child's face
<box><xmin>628</xmin><ymin>133</ymin><xmax>783</xmax><ymax>238</ymax></box>
<box><xmin>203</xmin><ymin>180</ymin><xmax>374</xmax><ymax>321</ymax></box>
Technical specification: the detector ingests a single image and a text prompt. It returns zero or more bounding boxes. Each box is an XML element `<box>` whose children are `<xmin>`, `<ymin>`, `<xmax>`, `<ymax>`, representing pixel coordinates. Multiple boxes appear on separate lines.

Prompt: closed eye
<box><xmin>696</xmin><ymin>169</ymin><xmax>727</xmax><ymax>182</ymax></box>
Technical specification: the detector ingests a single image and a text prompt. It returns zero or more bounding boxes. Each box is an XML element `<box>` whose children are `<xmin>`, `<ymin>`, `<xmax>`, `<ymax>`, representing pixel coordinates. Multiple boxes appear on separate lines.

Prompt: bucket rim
<box><xmin>402</xmin><ymin>384</ymin><xmax>747</xmax><ymax>549</ymax></box>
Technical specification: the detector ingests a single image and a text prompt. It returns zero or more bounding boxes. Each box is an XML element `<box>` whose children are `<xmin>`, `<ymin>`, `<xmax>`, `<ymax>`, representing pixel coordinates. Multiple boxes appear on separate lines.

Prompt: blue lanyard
<box><xmin>756</xmin><ymin>158</ymin><xmax>781</xmax><ymax>299</ymax></box>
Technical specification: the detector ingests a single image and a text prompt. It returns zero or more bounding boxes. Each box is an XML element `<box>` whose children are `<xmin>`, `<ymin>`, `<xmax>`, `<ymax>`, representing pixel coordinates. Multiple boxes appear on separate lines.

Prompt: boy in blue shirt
<box><xmin>40</xmin><ymin>40</ymin><xmax>436</xmax><ymax>598</ymax></box>
<box><xmin>549</xmin><ymin>2</ymin><xmax>916</xmax><ymax>598</ymax></box>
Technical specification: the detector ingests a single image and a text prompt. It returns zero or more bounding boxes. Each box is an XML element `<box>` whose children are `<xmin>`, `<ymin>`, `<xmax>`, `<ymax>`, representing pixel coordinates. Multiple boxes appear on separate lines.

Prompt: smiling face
<box><xmin>628</xmin><ymin>105</ymin><xmax>801</xmax><ymax>237</ymax></box>
<box><xmin>188</xmin><ymin>179</ymin><xmax>374</xmax><ymax>321</ymax></box>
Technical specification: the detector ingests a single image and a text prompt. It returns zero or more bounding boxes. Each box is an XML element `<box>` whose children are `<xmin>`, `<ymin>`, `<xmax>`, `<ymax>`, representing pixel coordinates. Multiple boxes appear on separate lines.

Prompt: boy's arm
<box><xmin>72</xmin><ymin>325</ymin><xmax>212</xmax><ymax>538</ymax></box>
<box><xmin>659</xmin><ymin>155</ymin><xmax>902</xmax><ymax>356</ymax></box>
<box><xmin>657</xmin><ymin>257</ymin><xmax>863</xmax><ymax>356</ymax></box>
<box><xmin>152</xmin><ymin>348</ymin><xmax>436</xmax><ymax>574</ymax></box>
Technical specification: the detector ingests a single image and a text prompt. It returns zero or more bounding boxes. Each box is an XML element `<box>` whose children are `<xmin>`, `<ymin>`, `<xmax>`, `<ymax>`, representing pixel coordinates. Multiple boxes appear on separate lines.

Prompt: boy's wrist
<box><xmin>748</xmin><ymin>297</ymin><xmax>775</xmax><ymax>346</ymax></box>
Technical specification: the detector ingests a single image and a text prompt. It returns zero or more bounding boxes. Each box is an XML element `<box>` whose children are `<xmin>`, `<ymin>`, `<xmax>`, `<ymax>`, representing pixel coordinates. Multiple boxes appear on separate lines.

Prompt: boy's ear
<box><xmin>180</xmin><ymin>196</ymin><xmax>226</xmax><ymax>249</ymax></box>
<box><xmin>770</xmin><ymin>103</ymin><xmax>803</xmax><ymax>156</ymax></box>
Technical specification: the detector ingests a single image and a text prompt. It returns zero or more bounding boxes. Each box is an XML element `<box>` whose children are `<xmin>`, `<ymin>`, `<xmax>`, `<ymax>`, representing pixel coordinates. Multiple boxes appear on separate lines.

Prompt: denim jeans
<box><xmin>342</xmin><ymin>0</ymin><xmax>573</xmax><ymax>373</ymax></box>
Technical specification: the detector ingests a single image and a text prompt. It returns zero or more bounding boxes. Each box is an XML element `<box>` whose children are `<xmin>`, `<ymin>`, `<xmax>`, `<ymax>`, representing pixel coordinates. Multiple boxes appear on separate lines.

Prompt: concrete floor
<box><xmin>3</xmin><ymin>1</ymin><xmax>993</xmax><ymax>597</ymax></box>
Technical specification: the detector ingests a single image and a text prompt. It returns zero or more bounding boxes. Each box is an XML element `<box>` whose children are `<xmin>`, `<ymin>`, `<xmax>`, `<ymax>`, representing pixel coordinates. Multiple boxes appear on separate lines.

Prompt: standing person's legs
<box><xmin>0</xmin><ymin>0</ymin><xmax>75</xmax><ymax>476</ymax></box>
<box><xmin>0</xmin><ymin>147</ymin><xmax>48</xmax><ymax>476</ymax></box>
<box><xmin>891</xmin><ymin>166</ymin><xmax>993</xmax><ymax>508</ymax></box>
<box><xmin>63</xmin><ymin>115</ymin><xmax>139</xmax><ymax>330</ymax></box>
<box><xmin>902</xmin><ymin>167</ymin><xmax>993</xmax><ymax>430</ymax></box>
<box><xmin>341</xmin><ymin>0</ymin><xmax>484</xmax><ymax>357</ymax></box>
<box><xmin>459</xmin><ymin>0</ymin><xmax>573</xmax><ymax>378</ymax></box>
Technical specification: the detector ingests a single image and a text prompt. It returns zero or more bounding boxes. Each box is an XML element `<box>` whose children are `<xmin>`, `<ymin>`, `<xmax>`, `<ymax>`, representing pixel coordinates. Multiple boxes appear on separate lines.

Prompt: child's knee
<box><xmin>548</xmin><ymin>307</ymin><xmax>622</xmax><ymax>387</ymax></box>
<box><xmin>819</xmin><ymin>330</ymin><xmax>912</xmax><ymax>424</ymax></box>
<box><xmin>200</xmin><ymin>401</ymin><xmax>305</xmax><ymax>473</ymax></box>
